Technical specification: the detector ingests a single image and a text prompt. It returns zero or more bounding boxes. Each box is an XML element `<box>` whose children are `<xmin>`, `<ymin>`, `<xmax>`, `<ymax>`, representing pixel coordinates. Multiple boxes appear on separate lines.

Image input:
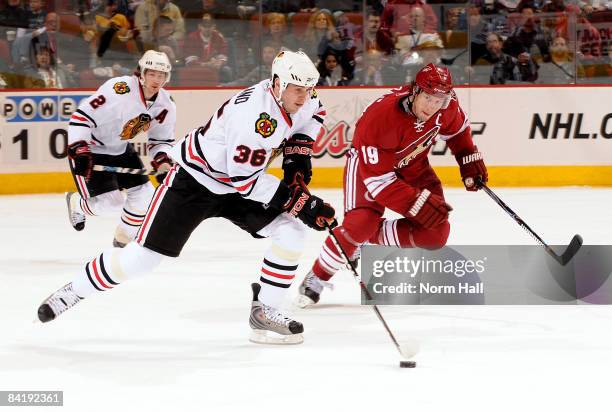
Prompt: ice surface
<box><xmin>1</xmin><ymin>188</ymin><xmax>611</xmax><ymax>412</ymax></box>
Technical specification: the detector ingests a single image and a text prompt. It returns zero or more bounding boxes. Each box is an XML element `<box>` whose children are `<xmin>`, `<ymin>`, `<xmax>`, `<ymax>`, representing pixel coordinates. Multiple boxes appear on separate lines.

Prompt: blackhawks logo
<box><xmin>113</xmin><ymin>81</ymin><xmax>130</xmax><ymax>94</ymax></box>
<box><xmin>255</xmin><ymin>112</ymin><xmax>277</xmax><ymax>138</ymax></box>
<box><xmin>120</xmin><ymin>113</ymin><xmax>152</xmax><ymax>140</ymax></box>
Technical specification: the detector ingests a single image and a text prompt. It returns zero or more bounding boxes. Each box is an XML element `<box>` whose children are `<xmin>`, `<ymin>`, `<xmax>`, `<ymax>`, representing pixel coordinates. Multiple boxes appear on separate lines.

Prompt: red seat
<box><xmin>59</xmin><ymin>13</ymin><xmax>82</xmax><ymax>36</ymax></box>
<box><xmin>79</xmin><ymin>69</ymin><xmax>102</xmax><ymax>88</ymax></box>
<box><xmin>344</xmin><ymin>12</ymin><xmax>364</xmax><ymax>27</ymax></box>
<box><xmin>176</xmin><ymin>66</ymin><xmax>219</xmax><ymax>87</ymax></box>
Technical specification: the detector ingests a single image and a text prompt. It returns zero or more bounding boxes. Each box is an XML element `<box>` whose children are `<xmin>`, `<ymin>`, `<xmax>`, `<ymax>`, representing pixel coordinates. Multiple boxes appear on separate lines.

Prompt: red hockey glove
<box><xmin>151</xmin><ymin>152</ymin><xmax>173</xmax><ymax>184</ymax></box>
<box><xmin>456</xmin><ymin>146</ymin><xmax>487</xmax><ymax>191</ymax></box>
<box><xmin>282</xmin><ymin>134</ymin><xmax>314</xmax><ymax>186</ymax></box>
<box><xmin>68</xmin><ymin>140</ymin><xmax>93</xmax><ymax>181</ymax></box>
<box><xmin>283</xmin><ymin>183</ymin><xmax>336</xmax><ymax>231</ymax></box>
<box><xmin>406</xmin><ymin>189</ymin><xmax>453</xmax><ymax>229</ymax></box>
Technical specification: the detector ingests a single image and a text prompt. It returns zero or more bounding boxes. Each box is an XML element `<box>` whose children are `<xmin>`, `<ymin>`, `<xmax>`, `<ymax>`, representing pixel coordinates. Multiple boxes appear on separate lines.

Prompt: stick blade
<box><xmin>560</xmin><ymin>234</ymin><xmax>583</xmax><ymax>265</ymax></box>
<box><xmin>398</xmin><ymin>341</ymin><xmax>420</xmax><ymax>359</ymax></box>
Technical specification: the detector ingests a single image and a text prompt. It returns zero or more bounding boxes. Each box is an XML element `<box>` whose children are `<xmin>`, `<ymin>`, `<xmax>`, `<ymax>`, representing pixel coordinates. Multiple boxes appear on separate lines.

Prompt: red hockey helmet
<box><xmin>415</xmin><ymin>63</ymin><xmax>453</xmax><ymax>98</ymax></box>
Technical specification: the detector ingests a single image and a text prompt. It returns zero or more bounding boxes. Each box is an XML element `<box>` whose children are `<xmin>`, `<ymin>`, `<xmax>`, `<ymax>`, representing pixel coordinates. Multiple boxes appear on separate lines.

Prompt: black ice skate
<box><xmin>295</xmin><ymin>271</ymin><xmax>333</xmax><ymax>308</ymax></box>
<box><xmin>37</xmin><ymin>282</ymin><xmax>83</xmax><ymax>323</ymax></box>
<box><xmin>65</xmin><ymin>192</ymin><xmax>86</xmax><ymax>231</ymax></box>
<box><xmin>249</xmin><ymin>283</ymin><xmax>304</xmax><ymax>345</ymax></box>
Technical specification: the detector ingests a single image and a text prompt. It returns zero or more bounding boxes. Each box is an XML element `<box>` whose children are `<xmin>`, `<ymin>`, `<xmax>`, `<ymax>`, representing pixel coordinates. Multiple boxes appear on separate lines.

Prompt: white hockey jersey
<box><xmin>168</xmin><ymin>79</ymin><xmax>326</xmax><ymax>205</ymax></box>
<box><xmin>68</xmin><ymin>75</ymin><xmax>176</xmax><ymax>157</ymax></box>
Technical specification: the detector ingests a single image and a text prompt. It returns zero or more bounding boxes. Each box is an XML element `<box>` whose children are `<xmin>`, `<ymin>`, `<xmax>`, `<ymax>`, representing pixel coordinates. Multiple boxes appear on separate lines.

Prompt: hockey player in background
<box><xmin>38</xmin><ymin>50</ymin><xmax>336</xmax><ymax>345</ymax></box>
<box><xmin>296</xmin><ymin>63</ymin><xmax>488</xmax><ymax>307</ymax></box>
<box><xmin>65</xmin><ymin>50</ymin><xmax>176</xmax><ymax>247</ymax></box>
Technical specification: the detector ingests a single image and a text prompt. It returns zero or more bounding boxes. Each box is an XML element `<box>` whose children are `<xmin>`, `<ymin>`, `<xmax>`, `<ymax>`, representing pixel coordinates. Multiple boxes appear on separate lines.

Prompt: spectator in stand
<box><xmin>440</xmin><ymin>7</ymin><xmax>467</xmax><ymax>50</ymax></box>
<box><xmin>317</xmin><ymin>48</ymin><xmax>350</xmax><ymax>85</ymax></box>
<box><xmin>25</xmin><ymin>0</ymin><xmax>45</xmax><ymax>29</ymax></box>
<box><xmin>11</xmin><ymin>10</ymin><xmax>57</xmax><ymax>67</ymax></box>
<box><xmin>504</xmin><ymin>5</ymin><xmax>551</xmax><ymax>62</ymax></box>
<box><xmin>395</xmin><ymin>6</ymin><xmax>443</xmax><ymax>57</ymax></box>
<box><xmin>181</xmin><ymin>0</ymin><xmax>240</xmax><ymax>35</ymax></box>
<box><xmin>135</xmin><ymin>0</ymin><xmax>185</xmax><ymax>45</ymax></box>
<box><xmin>223</xmin><ymin>43</ymin><xmax>277</xmax><ymax>86</ymax></box>
<box><xmin>468</xmin><ymin>5</ymin><xmax>494</xmax><ymax>65</ymax></box>
<box><xmin>22</xmin><ymin>44</ymin><xmax>76</xmax><ymax>87</ymax></box>
<box><xmin>260</xmin><ymin>12</ymin><xmax>296</xmax><ymax>51</ymax></box>
<box><xmin>318</xmin><ymin>26</ymin><xmax>356</xmax><ymax>80</ymax></box>
<box><xmin>359</xmin><ymin>11</ymin><xmax>383</xmax><ymax>53</ymax></box>
<box><xmin>377</xmin><ymin>0</ymin><xmax>438</xmax><ymax>54</ymax></box>
<box><xmin>151</xmin><ymin>15</ymin><xmax>182</xmax><ymax>63</ymax></box>
<box><xmin>474</xmin><ymin>32</ymin><xmax>538</xmax><ymax>83</ymax></box>
<box><xmin>334</xmin><ymin>11</ymin><xmax>358</xmax><ymax>55</ymax></box>
<box><xmin>537</xmin><ymin>35</ymin><xmax>582</xmax><ymax>83</ymax></box>
<box><xmin>0</xmin><ymin>0</ymin><xmax>28</xmax><ymax>40</ymax></box>
<box><xmin>184</xmin><ymin>12</ymin><xmax>232</xmax><ymax>81</ymax></box>
<box><xmin>540</xmin><ymin>11</ymin><xmax>569</xmax><ymax>43</ymax></box>
<box><xmin>352</xmin><ymin>49</ymin><xmax>396</xmax><ymax>85</ymax></box>
<box><xmin>302</xmin><ymin>9</ymin><xmax>335</xmax><ymax>61</ymax></box>
<box><xmin>95</xmin><ymin>0</ymin><xmax>136</xmax><ymax>59</ymax></box>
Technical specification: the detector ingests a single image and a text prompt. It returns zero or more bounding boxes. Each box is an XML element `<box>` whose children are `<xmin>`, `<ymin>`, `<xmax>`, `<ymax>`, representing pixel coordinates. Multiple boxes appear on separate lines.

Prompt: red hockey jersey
<box><xmin>351</xmin><ymin>85</ymin><xmax>475</xmax><ymax>216</ymax></box>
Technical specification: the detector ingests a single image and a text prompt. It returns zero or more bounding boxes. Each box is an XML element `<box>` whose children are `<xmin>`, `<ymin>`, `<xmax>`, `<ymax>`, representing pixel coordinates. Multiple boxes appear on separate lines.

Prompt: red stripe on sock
<box><xmin>92</xmin><ymin>258</ymin><xmax>111</xmax><ymax>289</ymax></box>
<box><xmin>261</xmin><ymin>267</ymin><xmax>294</xmax><ymax>280</ymax></box>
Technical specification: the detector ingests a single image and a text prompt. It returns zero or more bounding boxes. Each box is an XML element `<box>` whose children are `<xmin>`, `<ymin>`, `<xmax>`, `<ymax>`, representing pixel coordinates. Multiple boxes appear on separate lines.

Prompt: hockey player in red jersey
<box><xmin>296</xmin><ymin>63</ymin><xmax>488</xmax><ymax>307</ymax></box>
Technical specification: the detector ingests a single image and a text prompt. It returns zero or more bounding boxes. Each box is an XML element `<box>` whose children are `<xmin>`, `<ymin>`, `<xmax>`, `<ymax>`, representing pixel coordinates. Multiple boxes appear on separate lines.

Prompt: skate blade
<box><xmin>294</xmin><ymin>294</ymin><xmax>315</xmax><ymax>309</ymax></box>
<box><xmin>249</xmin><ymin>329</ymin><xmax>304</xmax><ymax>345</ymax></box>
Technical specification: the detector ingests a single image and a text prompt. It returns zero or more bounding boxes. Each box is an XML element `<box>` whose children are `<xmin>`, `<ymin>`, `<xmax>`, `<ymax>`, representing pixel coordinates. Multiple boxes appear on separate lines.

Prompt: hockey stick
<box><xmin>92</xmin><ymin>165</ymin><xmax>156</xmax><ymax>175</ymax></box>
<box><xmin>481</xmin><ymin>183</ymin><xmax>583</xmax><ymax>266</ymax></box>
<box><xmin>325</xmin><ymin>223</ymin><xmax>417</xmax><ymax>360</ymax></box>
<box><xmin>441</xmin><ymin>48</ymin><xmax>468</xmax><ymax>65</ymax></box>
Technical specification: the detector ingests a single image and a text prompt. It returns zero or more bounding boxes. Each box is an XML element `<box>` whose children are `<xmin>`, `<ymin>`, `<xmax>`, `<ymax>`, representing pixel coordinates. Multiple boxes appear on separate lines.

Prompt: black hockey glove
<box><xmin>151</xmin><ymin>152</ymin><xmax>173</xmax><ymax>184</ymax></box>
<box><xmin>282</xmin><ymin>134</ymin><xmax>314</xmax><ymax>186</ymax></box>
<box><xmin>68</xmin><ymin>140</ymin><xmax>93</xmax><ymax>181</ymax></box>
<box><xmin>282</xmin><ymin>182</ymin><xmax>337</xmax><ymax>231</ymax></box>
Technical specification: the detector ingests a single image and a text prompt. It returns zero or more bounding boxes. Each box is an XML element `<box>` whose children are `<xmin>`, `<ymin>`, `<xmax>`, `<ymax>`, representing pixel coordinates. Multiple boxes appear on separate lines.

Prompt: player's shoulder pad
<box><xmin>158</xmin><ymin>88</ymin><xmax>177</xmax><ymax>110</ymax></box>
<box><xmin>97</xmin><ymin>75</ymin><xmax>134</xmax><ymax>97</ymax></box>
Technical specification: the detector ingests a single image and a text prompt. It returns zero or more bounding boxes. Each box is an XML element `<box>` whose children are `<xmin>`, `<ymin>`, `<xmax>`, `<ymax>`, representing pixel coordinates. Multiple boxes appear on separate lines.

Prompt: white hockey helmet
<box><xmin>271</xmin><ymin>49</ymin><xmax>319</xmax><ymax>97</ymax></box>
<box><xmin>138</xmin><ymin>50</ymin><xmax>172</xmax><ymax>86</ymax></box>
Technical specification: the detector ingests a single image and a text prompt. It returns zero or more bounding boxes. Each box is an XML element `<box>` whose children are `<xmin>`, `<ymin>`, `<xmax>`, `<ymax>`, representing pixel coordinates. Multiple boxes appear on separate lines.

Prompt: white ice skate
<box><xmin>295</xmin><ymin>271</ymin><xmax>333</xmax><ymax>308</ymax></box>
<box><xmin>249</xmin><ymin>283</ymin><xmax>304</xmax><ymax>345</ymax></box>
<box><xmin>37</xmin><ymin>282</ymin><xmax>83</xmax><ymax>323</ymax></box>
<box><xmin>65</xmin><ymin>192</ymin><xmax>86</xmax><ymax>231</ymax></box>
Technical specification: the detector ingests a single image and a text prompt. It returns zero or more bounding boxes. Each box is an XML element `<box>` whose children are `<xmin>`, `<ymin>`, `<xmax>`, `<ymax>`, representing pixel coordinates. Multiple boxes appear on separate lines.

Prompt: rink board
<box><xmin>1</xmin><ymin>86</ymin><xmax>611</xmax><ymax>194</ymax></box>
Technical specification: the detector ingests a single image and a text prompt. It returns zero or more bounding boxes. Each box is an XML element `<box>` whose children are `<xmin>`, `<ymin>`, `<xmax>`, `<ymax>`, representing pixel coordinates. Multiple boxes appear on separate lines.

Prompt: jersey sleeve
<box><xmin>67</xmin><ymin>79</ymin><xmax>116</xmax><ymax>145</ymax></box>
<box><xmin>147</xmin><ymin>98</ymin><xmax>177</xmax><ymax>158</ymax></box>
<box><xmin>222</xmin><ymin>107</ymin><xmax>281</xmax><ymax>205</ymax></box>
<box><xmin>355</xmin><ymin>123</ymin><xmax>419</xmax><ymax>217</ymax></box>
<box><xmin>438</xmin><ymin>93</ymin><xmax>476</xmax><ymax>155</ymax></box>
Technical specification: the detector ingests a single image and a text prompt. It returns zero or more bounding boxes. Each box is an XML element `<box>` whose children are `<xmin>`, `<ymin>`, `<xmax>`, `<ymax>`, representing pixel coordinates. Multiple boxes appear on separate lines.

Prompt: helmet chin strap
<box><xmin>271</xmin><ymin>76</ymin><xmax>287</xmax><ymax>108</ymax></box>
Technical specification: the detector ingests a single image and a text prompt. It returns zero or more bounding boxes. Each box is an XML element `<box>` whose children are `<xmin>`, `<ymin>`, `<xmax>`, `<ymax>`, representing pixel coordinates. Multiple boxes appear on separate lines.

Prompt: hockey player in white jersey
<box><xmin>38</xmin><ymin>50</ymin><xmax>336</xmax><ymax>345</ymax></box>
<box><xmin>66</xmin><ymin>50</ymin><xmax>176</xmax><ymax>247</ymax></box>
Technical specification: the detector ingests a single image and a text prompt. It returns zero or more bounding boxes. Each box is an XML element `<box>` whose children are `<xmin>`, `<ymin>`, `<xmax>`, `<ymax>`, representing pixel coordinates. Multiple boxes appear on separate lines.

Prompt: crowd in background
<box><xmin>0</xmin><ymin>0</ymin><xmax>610</xmax><ymax>88</ymax></box>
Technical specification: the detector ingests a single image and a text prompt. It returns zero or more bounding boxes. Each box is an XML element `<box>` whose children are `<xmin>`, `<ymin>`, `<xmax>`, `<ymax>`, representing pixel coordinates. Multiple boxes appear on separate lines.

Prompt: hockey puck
<box><xmin>399</xmin><ymin>361</ymin><xmax>416</xmax><ymax>368</ymax></box>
